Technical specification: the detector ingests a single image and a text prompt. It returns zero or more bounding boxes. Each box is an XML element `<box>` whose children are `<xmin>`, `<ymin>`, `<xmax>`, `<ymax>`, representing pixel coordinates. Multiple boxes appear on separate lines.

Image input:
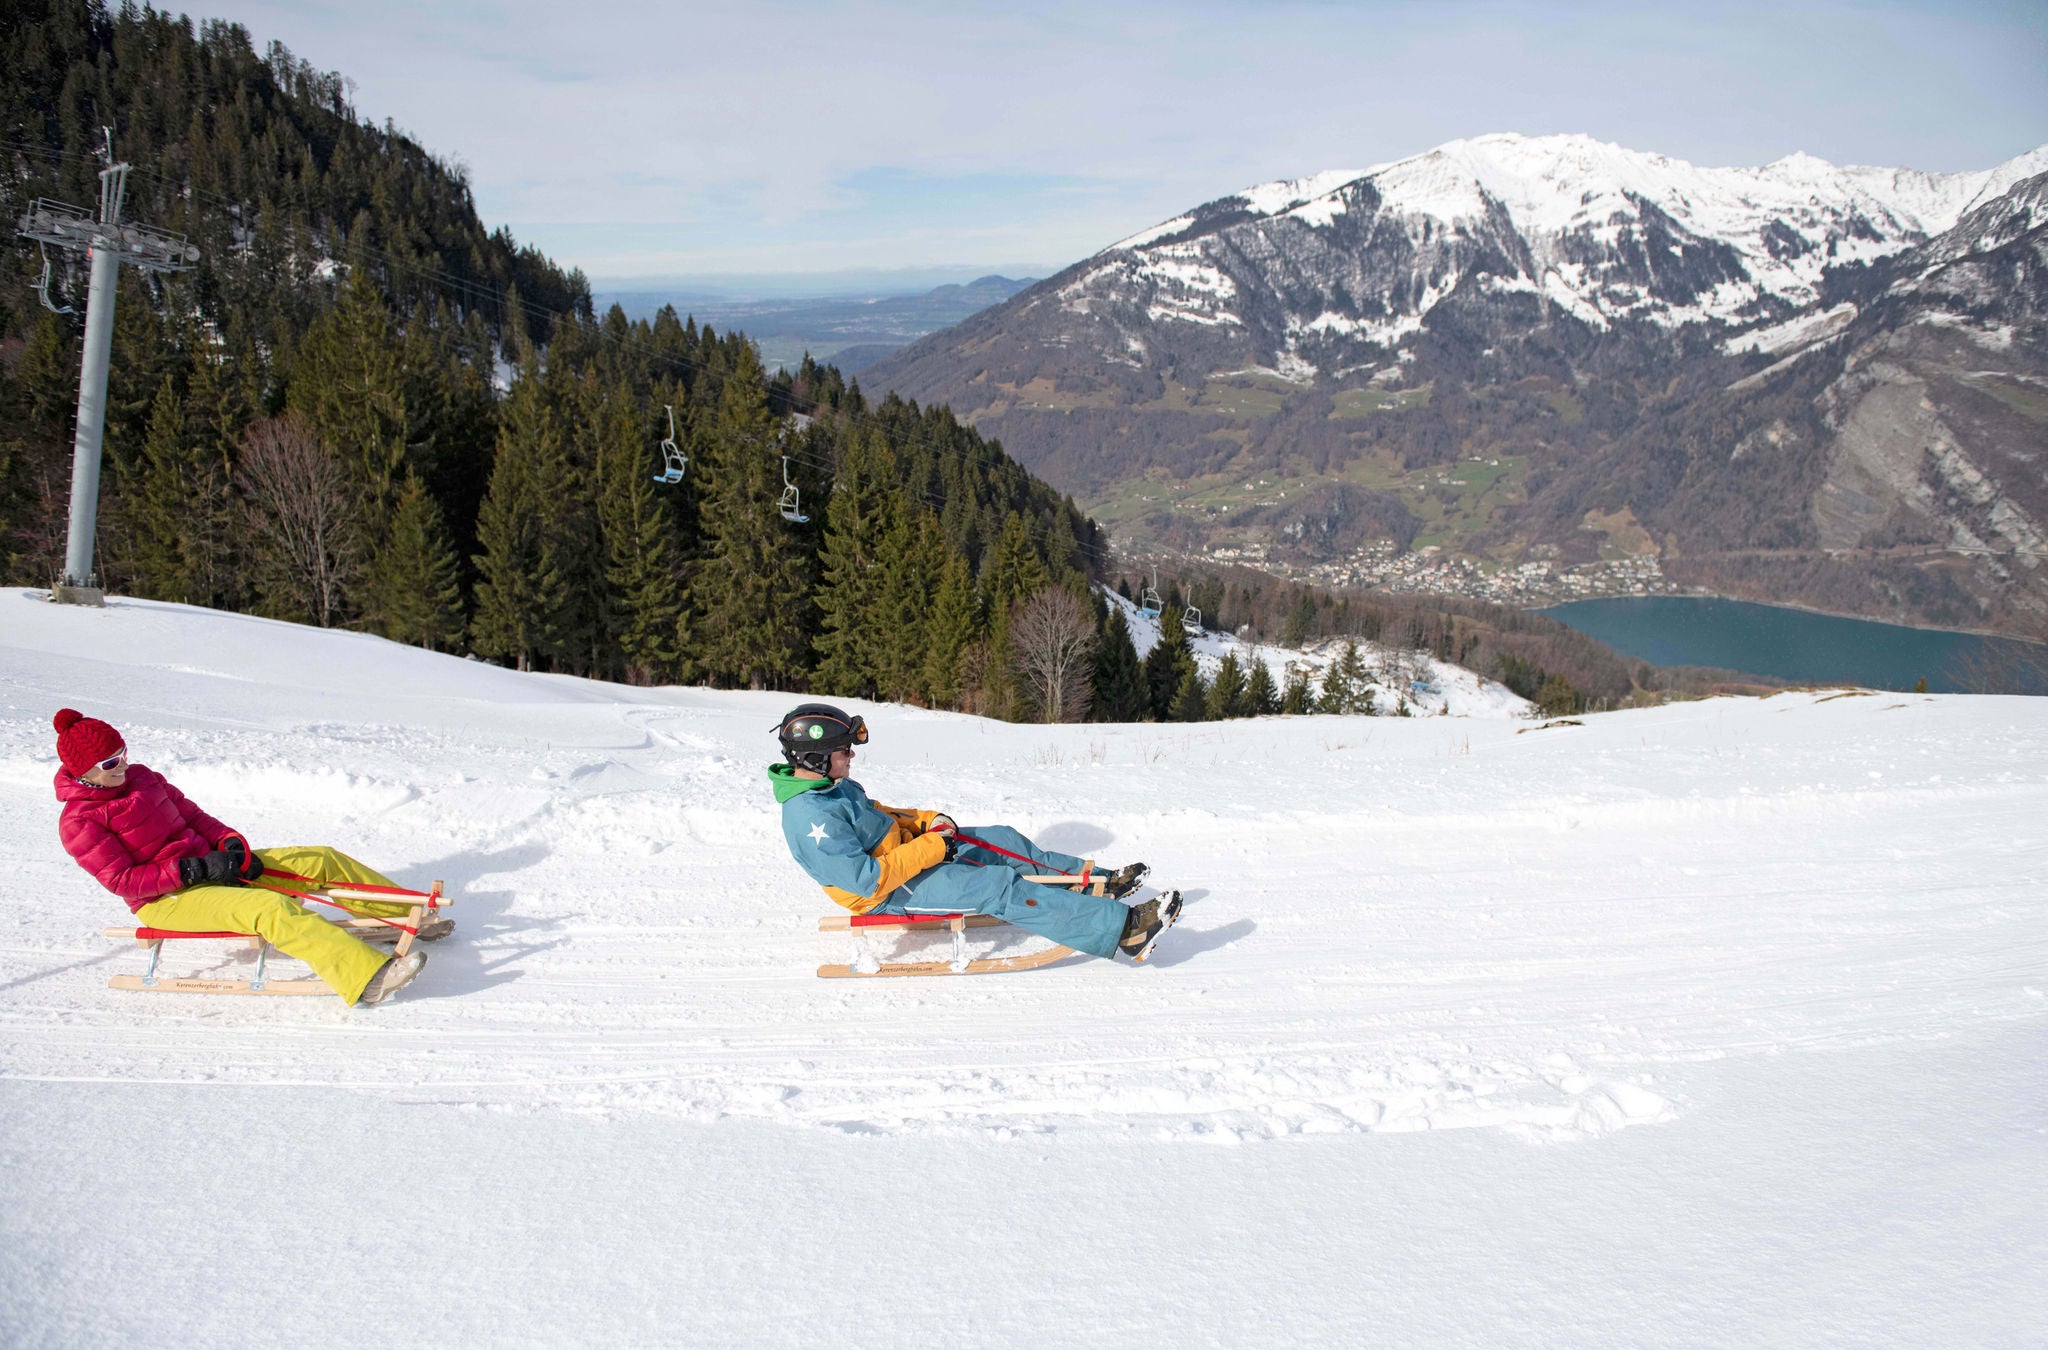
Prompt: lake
<box><xmin>1538</xmin><ymin>596</ymin><xmax>2048</xmax><ymax>694</ymax></box>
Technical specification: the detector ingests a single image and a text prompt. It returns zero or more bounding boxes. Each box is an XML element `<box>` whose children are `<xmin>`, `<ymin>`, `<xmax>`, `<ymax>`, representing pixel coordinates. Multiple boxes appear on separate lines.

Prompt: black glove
<box><xmin>219</xmin><ymin>832</ymin><xmax>264</xmax><ymax>881</ymax></box>
<box><xmin>177</xmin><ymin>850</ymin><xmax>242</xmax><ymax>889</ymax></box>
<box><xmin>925</xmin><ymin>817</ymin><xmax>959</xmax><ymax>863</ymax></box>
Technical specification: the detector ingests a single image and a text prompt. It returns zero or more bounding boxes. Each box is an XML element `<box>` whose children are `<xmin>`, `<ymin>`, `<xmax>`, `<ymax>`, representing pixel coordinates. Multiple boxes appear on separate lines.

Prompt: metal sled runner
<box><xmin>103</xmin><ymin>877</ymin><xmax>447</xmax><ymax>996</ymax></box>
<box><xmin>816</xmin><ymin>871</ymin><xmax>1104</xmax><ymax>978</ymax></box>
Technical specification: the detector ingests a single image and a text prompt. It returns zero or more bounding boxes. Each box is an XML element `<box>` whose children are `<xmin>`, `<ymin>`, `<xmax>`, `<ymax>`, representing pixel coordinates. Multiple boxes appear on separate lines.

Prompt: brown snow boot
<box><xmin>1101</xmin><ymin>862</ymin><xmax>1150</xmax><ymax>899</ymax></box>
<box><xmin>1117</xmin><ymin>891</ymin><xmax>1183</xmax><ymax>964</ymax></box>
<box><xmin>358</xmin><ymin>950</ymin><xmax>427</xmax><ymax>1006</ymax></box>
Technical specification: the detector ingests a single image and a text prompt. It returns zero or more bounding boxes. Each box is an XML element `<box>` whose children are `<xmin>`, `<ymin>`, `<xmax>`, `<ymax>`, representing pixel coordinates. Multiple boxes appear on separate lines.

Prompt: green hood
<box><xmin>768</xmin><ymin>762</ymin><xmax>834</xmax><ymax>803</ymax></box>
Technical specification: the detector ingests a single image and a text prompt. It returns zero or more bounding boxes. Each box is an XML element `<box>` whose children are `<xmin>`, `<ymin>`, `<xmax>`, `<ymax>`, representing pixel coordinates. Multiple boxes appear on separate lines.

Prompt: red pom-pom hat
<box><xmin>53</xmin><ymin>708</ymin><xmax>125</xmax><ymax>777</ymax></box>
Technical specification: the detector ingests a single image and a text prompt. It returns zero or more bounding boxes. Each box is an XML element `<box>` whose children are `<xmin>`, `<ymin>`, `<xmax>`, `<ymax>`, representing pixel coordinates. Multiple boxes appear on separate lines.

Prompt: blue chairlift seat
<box><xmin>652</xmin><ymin>405</ymin><xmax>686</xmax><ymax>484</ymax></box>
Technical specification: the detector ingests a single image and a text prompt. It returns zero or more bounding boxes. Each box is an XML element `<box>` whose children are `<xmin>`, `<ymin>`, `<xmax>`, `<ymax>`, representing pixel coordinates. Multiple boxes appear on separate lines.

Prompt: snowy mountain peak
<box><xmin>1080</xmin><ymin>134</ymin><xmax>2048</xmax><ymax>350</ymax></box>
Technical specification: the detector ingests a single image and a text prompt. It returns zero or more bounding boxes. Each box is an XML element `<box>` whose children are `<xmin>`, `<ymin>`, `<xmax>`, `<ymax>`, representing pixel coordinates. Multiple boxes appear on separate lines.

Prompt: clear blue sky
<box><xmin>201</xmin><ymin>1</ymin><xmax>2047</xmax><ymax>286</ymax></box>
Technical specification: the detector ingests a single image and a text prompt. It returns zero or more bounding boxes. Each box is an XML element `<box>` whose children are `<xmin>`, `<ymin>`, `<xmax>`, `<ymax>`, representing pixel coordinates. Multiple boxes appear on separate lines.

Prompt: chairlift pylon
<box><xmin>651</xmin><ymin>404</ymin><xmax>686</xmax><ymax>485</ymax></box>
<box><xmin>777</xmin><ymin>455</ymin><xmax>808</xmax><ymax>524</ymax></box>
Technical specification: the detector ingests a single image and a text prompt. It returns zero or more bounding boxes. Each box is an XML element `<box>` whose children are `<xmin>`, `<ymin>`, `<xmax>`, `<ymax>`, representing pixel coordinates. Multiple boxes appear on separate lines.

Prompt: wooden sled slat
<box><xmin>817</xmin><ymin>941</ymin><xmax>1079</xmax><ymax>978</ymax></box>
<box><xmin>108</xmin><ymin>974</ymin><xmax>329</xmax><ymax>995</ymax></box>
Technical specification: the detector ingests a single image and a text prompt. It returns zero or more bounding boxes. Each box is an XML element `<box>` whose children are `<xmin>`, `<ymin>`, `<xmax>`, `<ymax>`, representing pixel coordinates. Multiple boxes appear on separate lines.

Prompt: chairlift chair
<box><xmin>777</xmin><ymin>456</ymin><xmax>809</xmax><ymax>524</ymax></box>
<box><xmin>1138</xmin><ymin>566</ymin><xmax>1164</xmax><ymax>618</ymax></box>
<box><xmin>651</xmin><ymin>405</ymin><xmax>686</xmax><ymax>485</ymax></box>
<box><xmin>34</xmin><ymin>242</ymin><xmax>74</xmax><ymax>316</ymax></box>
<box><xmin>1183</xmin><ymin>606</ymin><xmax>1203</xmax><ymax>635</ymax></box>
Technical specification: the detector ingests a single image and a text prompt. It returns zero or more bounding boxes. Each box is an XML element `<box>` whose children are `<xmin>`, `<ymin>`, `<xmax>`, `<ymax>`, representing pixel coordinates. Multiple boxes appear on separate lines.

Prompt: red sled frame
<box><xmin>102</xmin><ymin>877</ymin><xmax>446</xmax><ymax>996</ymax></box>
<box><xmin>815</xmin><ymin>869</ymin><xmax>1105</xmax><ymax>978</ymax></box>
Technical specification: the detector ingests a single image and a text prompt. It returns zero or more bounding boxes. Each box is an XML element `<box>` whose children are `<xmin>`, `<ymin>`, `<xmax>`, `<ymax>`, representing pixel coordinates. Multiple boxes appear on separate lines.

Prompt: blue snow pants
<box><xmin>876</xmin><ymin>825</ymin><xmax>1128</xmax><ymax>959</ymax></box>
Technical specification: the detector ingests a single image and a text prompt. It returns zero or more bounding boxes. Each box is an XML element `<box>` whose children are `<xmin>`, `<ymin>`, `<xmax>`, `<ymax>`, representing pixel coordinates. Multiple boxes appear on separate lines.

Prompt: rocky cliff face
<box><xmin>867</xmin><ymin>136</ymin><xmax>2048</xmax><ymax>636</ymax></box>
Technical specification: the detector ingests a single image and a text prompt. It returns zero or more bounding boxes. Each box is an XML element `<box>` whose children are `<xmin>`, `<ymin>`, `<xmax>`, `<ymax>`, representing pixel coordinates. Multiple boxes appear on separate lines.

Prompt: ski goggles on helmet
<box><xmin>780</xmin><ymin>710</ymin><xmax>867</xmax><ymax>750</ymax></box>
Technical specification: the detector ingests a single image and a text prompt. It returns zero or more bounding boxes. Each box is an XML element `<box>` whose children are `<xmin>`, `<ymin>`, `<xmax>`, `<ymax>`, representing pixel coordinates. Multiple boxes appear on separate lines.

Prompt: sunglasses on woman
<box><xmin>94</xmin><ymin>751</ymin><xmax>126</xmax><ymax>771</ymax></box>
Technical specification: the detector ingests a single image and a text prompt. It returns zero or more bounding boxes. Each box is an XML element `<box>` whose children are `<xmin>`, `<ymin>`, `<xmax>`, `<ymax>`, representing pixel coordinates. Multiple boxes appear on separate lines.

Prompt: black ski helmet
<box><xmin>775</xmin><ymin>702</ymin><xmax>868</xmax><ymax>774</ymax></box>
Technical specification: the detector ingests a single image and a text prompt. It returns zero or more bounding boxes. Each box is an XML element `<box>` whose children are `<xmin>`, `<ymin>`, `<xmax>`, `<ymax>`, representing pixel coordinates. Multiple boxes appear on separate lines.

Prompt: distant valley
<box><xmin>594</xmin><ymin>274</ymin><xmax>1036</xmax><ymax>374</ymax></box>
<box><xmin>866</xmin><ymin>135</ymin><xmax>2048</xmax><ymax>640</ymax></box>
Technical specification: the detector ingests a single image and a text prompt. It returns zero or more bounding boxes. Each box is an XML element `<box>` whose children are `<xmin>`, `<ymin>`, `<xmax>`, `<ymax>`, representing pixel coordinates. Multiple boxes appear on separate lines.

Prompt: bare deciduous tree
<box><xmin>237</xmin><ymin>413</ymin><xmax>361</xmax><ymax>628</ymax></box>
<box><xmin>1012</xmin><ymin>585</ymin><xmax>1097</xmax><ymax>723</ymax></box>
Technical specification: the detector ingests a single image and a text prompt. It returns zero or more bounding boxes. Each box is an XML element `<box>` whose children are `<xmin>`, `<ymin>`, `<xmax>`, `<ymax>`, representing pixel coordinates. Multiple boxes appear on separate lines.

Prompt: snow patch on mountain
<box><xmin>1724</xmin><ymin>302</ymin><xmax>1860</xmax><ymax>356</ymax></box>
<box><xmin>1081</xmin><ymin>133</ymin><xmax>2048</xmax><ymax>367</ymax></box>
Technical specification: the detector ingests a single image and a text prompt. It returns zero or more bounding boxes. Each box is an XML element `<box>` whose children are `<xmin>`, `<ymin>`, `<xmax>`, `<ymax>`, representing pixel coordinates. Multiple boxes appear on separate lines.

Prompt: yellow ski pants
<box><xmin>133</xmin><ymin>846</ymin><xmax>416</xmax><ymax>1005</ymax></box>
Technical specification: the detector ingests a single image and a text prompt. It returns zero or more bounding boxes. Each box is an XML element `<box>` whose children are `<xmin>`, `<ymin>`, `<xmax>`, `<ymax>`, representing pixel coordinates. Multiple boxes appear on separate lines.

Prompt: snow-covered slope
<box><xmin>3</xmin><ymin>592</ymin><xmax>2043</xmax><ymax>1343</ymax></box>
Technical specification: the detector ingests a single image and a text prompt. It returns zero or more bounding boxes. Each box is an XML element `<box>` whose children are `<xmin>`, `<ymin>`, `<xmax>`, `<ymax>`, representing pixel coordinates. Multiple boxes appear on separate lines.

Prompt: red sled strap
<box><xmin>258</xmin><ymin>868</ymin><xmax>441</xmax><ymax>905</ymax></box>
<box><xmin>949</xmin><ymin>831</ymin><xmax>1073</xmax><ymax>876</ymax></box>
<box><xmin>248</xmin><ymin>878</ymin><xmax>419</xmax><ymax>935</ymax></box>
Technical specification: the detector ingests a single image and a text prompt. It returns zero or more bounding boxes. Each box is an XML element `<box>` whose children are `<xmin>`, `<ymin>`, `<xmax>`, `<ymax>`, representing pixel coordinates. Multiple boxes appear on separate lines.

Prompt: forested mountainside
<box><xmin>869</xmin><ymin>135</ymin><xmax>2048</xmax><ymax>640</ymax></box>
<box><xmin>0</xmin><ymin>0</ymin><xmax>1107</xmax><ymax>718</ymax></box>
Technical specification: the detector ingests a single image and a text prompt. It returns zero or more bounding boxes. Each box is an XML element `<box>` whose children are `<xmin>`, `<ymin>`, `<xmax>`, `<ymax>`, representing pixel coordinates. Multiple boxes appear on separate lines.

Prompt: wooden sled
<box><xmin>816</xmin><ymin>872</ymin><xmax>1103</xmax><ymax>978</ymax></box>
<box><xmin>104</xmin><ymin>880</ymin><xmax>446</xmax><ymax>996</ymax></box>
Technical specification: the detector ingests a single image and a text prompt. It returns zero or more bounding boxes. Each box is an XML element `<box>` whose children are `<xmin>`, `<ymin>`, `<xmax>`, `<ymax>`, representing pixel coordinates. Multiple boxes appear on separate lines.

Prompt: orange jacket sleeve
<box><xmin>872</xmin><ymin>802</ymin><xmax>940</xmax><ymax>835</ymax></box>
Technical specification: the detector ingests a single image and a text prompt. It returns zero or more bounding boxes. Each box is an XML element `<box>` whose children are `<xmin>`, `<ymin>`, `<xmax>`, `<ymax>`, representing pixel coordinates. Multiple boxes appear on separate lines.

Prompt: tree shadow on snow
<box><xmin>384</xmin><ymin>843</ymin><xmax>565</xmax><ymax>999</ymax></box>
<box><xmin>1145</xmin><ymin>918</ymin><xmax>1254</xmax><ymax>969</ymax></box>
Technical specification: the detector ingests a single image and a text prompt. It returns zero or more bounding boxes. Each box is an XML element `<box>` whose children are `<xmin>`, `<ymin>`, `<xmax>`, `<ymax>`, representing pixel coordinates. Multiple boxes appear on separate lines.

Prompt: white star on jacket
<box><xmin>808</xmin><ymin>823</ymin><xmax>829</xmax><ymax>842</ymax></box>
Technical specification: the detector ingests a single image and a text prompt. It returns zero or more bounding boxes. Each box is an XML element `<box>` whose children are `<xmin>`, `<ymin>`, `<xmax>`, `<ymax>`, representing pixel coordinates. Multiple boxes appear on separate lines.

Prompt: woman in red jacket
<box><xmin>52</xmin><ymin>708</ymin><xmax>439</xmax><ymax>1005</ymax></box>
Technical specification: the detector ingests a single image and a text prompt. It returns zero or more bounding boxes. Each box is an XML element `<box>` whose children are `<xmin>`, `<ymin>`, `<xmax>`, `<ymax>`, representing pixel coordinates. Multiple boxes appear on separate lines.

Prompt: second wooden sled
<box><xmin>103</xmin><ymin>879</ymin><xmax>446</xmax><ymax>996</ymax></box>
<box><xmin>816</xmin><ymin>872</ymin><xmax>1103</xmax><ymax>978</ymax></box>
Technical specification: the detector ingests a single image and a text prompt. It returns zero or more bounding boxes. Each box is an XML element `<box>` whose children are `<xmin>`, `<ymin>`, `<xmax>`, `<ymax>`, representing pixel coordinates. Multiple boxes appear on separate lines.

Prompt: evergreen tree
<box><xmin>126</xmin><ymin>375</ymin><xmax>194</xmax><ymax>603</ymax></box>
<box><xmin>1143</xmin><ymin>609</ymin><xmax>1192</xmax><ymax>720</ymax></box>
<box><xmin>918</xmin><ymin>547</ymin><xmax>978</xmax><ymax>708</ymax></box>
<box><xmin>1317</xmin><ymin>642</ymin><xmax>1374</xmax><ymax>714</ymax></box>
<box><xmin>594</xmin><ymin>388</ymin><xmax>684</xmax><ymax>685</ymax></box>
<box><xmin>470</xmin><ymin>353</ymin><xmax>581</xmax><ymax>671</ymax></box>
<box><xmin>981</xmin><ymin>511</ymin><xmax>1049</xmax><ymax>613</ymax></box>
<box><xmin>290</xmin><ymin>268</ymin><xmax>408</xmax><ymax>506</ymax></box>
<box><xmin>1245</xmin><ymin>657</ymin><xmax>1281</xmax><ymax>716</ymax></box>
<box><xmin>1091</xmin><ymin>605</ymin><xmax>1149</xmax><ymax>722</ymax></box>
<box><xmin>1171</xmin><ymin>660</ymin><xmax>1209</xmax><ymax>722</ymax></box>
<box><xmin>1206</xmin><ymin>650</ymin><xmax>1248</xmax><ymax>720</ymax></box>
<box><xmin>180</xmin><ymin>342</ymin><xmax>245</xmax><ymax>609</ymax></box>
<box><xmin>1537</xmin><ymin>674</ymin><xmax>1581</xmax><ymax>718</ymax></box>
<box><xmin>1283</xmin><ymin>591</ymin><xmax>1320</xmax><ymax>646</ymax></box>
<box><xmin>687</xmin><ymin>352</ymin><xmax>810</xmax><ymax>689</ymax></box>
<box><xmin>872</xmin><ymin>497</ymin><xmax>939</xmax><ymax>702</ymax></box>
<box><xmin>978</xmin><ymin>601</ymin><xmax>1021</xmax><ymax>721</ymax></box>
<box><xmin>1344</xmin><ymin>645</ymin><xmax>1376</xmax><ymax>715</ymax></box>
<box><xmin>1280</xmin><ymin>667</ymin><xmax>1313</xmax><ymax>715</ymax></box>
<box><xmin>1317</xmin><ymin>649</ymin><xmax>1352</xmax><ymax>714</ymax></box>
<box><xmin>364</xmin><ymin>470</ymin><xmax>466</xmax><ymax>650</ymax></box>
<box><xmin>810</xmin><ymin>427</ymin><xmax>900</xmax><ymax>697</ymax></box>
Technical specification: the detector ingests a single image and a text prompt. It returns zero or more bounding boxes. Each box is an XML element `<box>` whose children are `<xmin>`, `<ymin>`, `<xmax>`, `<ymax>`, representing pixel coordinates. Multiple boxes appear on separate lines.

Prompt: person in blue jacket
<box><xmin>769</xmin><ymin>703</ymin><xmax>1180</xmax><ymax>963</ymax></box>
